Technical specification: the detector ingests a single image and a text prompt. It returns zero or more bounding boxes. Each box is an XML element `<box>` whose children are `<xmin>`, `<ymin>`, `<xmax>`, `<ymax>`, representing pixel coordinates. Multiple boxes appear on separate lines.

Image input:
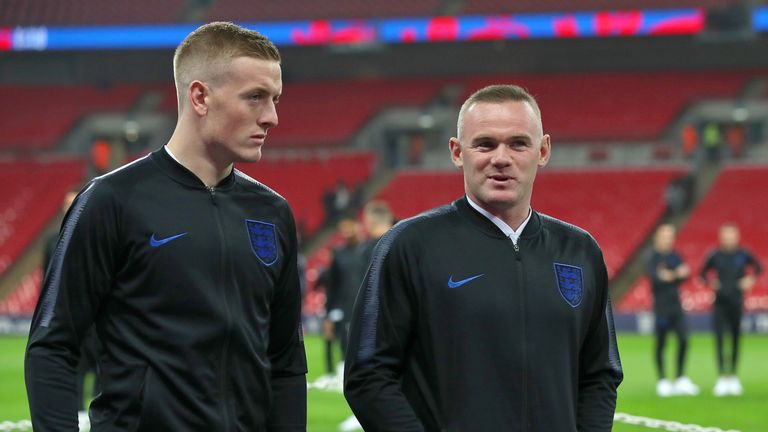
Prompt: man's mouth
<box><xmin>488</xmin><ymin>174</ymin><xmax>514</xmax><ymax>182</ymax></box>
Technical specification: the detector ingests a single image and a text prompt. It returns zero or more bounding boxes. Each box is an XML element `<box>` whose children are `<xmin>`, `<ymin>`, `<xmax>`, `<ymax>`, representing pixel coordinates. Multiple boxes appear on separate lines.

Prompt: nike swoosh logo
<box><xmin>150</xmin><ymin>232</ymin><xmax>188</xmax><ymax>248</ymax></box>
<box><xmin>448</xmin><ymin>273</ymin><xmax>485</xmax><ymax>288</ymax></box>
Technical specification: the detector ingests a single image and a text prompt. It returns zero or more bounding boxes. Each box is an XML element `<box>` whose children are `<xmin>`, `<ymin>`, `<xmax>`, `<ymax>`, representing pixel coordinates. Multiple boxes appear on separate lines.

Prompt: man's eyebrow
<box><xmin>471</xmin><ymin>134</ymin><xmax>533</xmax><ymax>143</ymax></box>
<box><xmin>243</xmin><ymin>85</ymin><xmax>281</xmax><ymax>97</ymax></box>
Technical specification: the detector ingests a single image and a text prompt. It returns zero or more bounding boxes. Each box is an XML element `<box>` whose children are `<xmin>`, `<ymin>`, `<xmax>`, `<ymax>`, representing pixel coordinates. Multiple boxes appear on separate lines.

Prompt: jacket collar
<box><xmin>454</xmin><ymin>196</ymin><xmax>541</xmax><ymax>240</ymax></box>
<box><xmin>150</xmin><ymin>146</ymin><xmax>236</xmax><ymax>190</ymax></box>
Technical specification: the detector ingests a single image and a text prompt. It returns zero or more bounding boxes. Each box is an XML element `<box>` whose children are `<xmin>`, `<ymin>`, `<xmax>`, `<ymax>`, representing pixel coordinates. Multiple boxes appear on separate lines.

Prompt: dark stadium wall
<box><xmin>1</xmin><ymin>35</ymin><xmax>767</xmax><ymax>85</ymax></box>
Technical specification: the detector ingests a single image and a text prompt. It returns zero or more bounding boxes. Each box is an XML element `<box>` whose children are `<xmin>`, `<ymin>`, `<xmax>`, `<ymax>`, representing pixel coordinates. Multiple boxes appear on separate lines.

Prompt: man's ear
<box><xmin>188</xmin><ymin>80</ymin><xmax>209</xmax><ymax>117</ymax></box>
<box><xmin>449</xmin><ymin>137</ymin><xmax>463</xmax><ymax>169</ymax></box>
<box><xmin>538</xmin><ymin>134</ymin><xmax>551</xmax><ymax>168</ymax></box>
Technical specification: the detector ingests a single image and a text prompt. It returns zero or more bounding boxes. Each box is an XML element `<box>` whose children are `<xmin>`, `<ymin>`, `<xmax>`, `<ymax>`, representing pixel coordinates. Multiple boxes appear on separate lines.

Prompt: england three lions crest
<box><xmin>246</xmin><ymin>220</ymin><xmax>278</xmax><ymax>266</ymax></box>
<box><xmin>554</xmin><ymin>263</ymin><xmax>583</xmax><ymax>307</ymax></box>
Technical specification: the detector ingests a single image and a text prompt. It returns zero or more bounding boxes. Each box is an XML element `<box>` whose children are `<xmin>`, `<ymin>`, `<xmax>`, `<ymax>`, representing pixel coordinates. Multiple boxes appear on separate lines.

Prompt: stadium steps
<box><xmin>610</xmin><ymin>161</ymin><xmax>722</xmax><ymax>302</ymax></box>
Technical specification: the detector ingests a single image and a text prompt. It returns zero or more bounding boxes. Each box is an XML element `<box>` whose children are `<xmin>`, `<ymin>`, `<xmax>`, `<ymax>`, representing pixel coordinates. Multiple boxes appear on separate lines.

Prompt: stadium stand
<box><xmin>207</xmin><ymin>0</ymin><xmax>440</xmax><ymax>22</ymax></box>
<box><xmin>0</xmin><ymin>0</ymin><xmax>185</xmax><ymax>25</ymax></box>
<box><xmin>302</xmin><ymin>167</ymin><xmax>684</xmax><ymax>314</ymax></box>
<box><xmin>457</xmin><ymin>71</ymin><xmax>757</xmax><ymax>142</ymax></box>
<box><xmin>0</xmin><ymin>159</ymin><xmax>85</xmax><ymax>280</ymax></box>
<box><xmin>236</xmin><ymin>152</ymin><xmax>376</xmax><ymax>236</ymax></box>
<box><xmin>462</xmin><ymin>0</ymin><xmax>738</xmax><ymax>15</ymax></box>
<box><xmin>0</xmin><ymin>85</ymin><xmax>145</xmax><ymax>150</ymax></box>
<box><xmin>619</xmin><ymin>165</ymin><xmax>768</xmax><ymax>313</ymax></box>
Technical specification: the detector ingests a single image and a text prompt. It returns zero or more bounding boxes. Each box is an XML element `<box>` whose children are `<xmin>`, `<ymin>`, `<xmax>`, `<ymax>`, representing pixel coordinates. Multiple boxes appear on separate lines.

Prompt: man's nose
<box><xmin>259</xmin><ymin>101</ymin><xmax>278</xmax><ymax>130</ymax></box>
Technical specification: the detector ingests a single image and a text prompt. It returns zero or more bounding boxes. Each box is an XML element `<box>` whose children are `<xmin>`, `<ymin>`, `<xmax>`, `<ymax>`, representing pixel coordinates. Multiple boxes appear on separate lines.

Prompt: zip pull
<box><xmin>512</xmin><ymin>238</ymin><xmax>521</xmax><ymax>261</ymax></box>
<box><xmin>208</xmin><ymin>186</ymin><xmax>217</xmax><ymax>203</ymax></box>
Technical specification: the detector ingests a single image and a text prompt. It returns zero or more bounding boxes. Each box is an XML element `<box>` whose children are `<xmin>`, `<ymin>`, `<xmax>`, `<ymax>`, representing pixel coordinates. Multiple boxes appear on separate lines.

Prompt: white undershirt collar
<box><xmin>466</xmin><ymin>196</ymin><xmax>532</xmax><ymax>245</ymax></box>
<box><xmin>164</xmin><ymin>145</ymin><xmax>180</xmax><ymax>163</ymax></box>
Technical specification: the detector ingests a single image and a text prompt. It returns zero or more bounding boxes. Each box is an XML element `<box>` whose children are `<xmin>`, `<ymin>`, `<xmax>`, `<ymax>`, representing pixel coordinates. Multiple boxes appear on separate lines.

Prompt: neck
<box><xmin>166</xmin><ymin>121</ymin><xmax>232</xmax><ymax>188</ymax></box>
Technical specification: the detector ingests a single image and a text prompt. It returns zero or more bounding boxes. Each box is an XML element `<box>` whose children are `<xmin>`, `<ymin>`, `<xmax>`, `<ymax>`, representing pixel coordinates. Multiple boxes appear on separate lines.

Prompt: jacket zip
<box><xmin>513</xmin><ymin>239</ymin><xmax>527</xmax><ymax>430</ymax></box>
<box><xmin>210</xmin><ymin>186</ymin><xmax>233</xmax><ymax>431</ymax></box>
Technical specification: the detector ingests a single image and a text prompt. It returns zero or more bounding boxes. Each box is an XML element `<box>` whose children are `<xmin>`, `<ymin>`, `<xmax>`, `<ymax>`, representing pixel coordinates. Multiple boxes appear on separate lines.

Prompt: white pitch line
<box><xmin>614</xmin><ymin>412</ymin><xmax>741</xmax><ymax>432</ymax></box>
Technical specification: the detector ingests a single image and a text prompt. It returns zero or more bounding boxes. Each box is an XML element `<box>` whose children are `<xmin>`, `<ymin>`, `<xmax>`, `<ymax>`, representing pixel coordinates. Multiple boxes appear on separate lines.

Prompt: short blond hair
<box><xmin>173</xmin><ymin>21</ymin><xmax>281</xmax><ymax>111</ymax></box>
<box><xmin>457</xmin><ymin>84</ymin><xmax>542</xmax><ymax>140</ymax></box>
<box><xmin>363</xmin><ymin>200</ymin><xmax>393</xmax><ymax>226</ymax></box>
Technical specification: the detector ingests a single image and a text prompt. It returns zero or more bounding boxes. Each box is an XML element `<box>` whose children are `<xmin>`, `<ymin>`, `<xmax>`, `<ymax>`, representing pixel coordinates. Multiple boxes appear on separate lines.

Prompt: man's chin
<box><xmin>235</xmin><ymin>149</ymin><xmax>262</xmax><ymax>163</ymax></box>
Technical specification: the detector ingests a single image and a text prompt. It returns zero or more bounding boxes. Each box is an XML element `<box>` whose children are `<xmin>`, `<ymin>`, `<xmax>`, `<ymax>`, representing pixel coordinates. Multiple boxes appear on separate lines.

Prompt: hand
<box><xmin>657</xmin><ymin>265</ymin><xmax>675</xmax><ymax>282</ymax></box>
<box><xmin>739</xmin><ymin>275</ymin><xmax>756</xmax><ymax>292</ymax></box>
<box><xmin>676</xmin><ymin>264</ymin><xmax>690</xmax><ymax>279</ymax></box>
<box><xmin>323</xmin><ymin>319</ymin><xmax>335</xmax><ymax>341</ymax></box>
<box><xmin>709</xmin><ymin>279</ymin><xmax>721</xmax><ymax>291</ymax></box>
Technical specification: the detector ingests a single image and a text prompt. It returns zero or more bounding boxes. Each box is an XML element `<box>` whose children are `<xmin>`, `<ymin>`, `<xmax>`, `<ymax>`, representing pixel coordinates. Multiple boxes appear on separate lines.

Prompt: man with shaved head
<box><xmin>26</xmin><ymin>22</ymin><xmax>307</xmax><ymax>431</ymax></box>
<box><xmin>345</xmin><ymin>84</ymin><xmax>623</xmax><ymax>431</ymax></box>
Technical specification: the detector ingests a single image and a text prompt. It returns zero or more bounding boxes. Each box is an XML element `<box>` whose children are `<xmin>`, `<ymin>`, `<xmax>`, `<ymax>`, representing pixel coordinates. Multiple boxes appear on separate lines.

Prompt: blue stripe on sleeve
<box><xmin>39</xmin><ymin>183</ymin><xmax>96</xmax><ymax>328</ymax></box>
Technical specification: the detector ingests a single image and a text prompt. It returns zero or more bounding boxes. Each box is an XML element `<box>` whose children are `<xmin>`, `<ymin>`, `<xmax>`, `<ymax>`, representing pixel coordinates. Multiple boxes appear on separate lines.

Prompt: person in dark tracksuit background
<box><xmin>25</xmin><ymin>22</ymin><xmax>307</xmax><ymax>431</ymax></box>
<box><xmin>701</xmin><ymin>223</ymin><xmax>762</xmax><ymax>397</ymax></box>
<box><xmin>647</xmin><ymin>224</ymin><xmax>699</xmax><ymax>397</ymax></box>
<box><xmin>358</xmin><ymin>200</ymin><xmax>395</xmax><ymax>274</ymax></box>
<box><xmin>323</xmin><ymin>217</ymin><xmax>364</xmax><ymax>372</ymax></box>
<box><xmin>344</xmin><ymin>85</ymin><xmax>623</xmax><ymax>431</ymax></box>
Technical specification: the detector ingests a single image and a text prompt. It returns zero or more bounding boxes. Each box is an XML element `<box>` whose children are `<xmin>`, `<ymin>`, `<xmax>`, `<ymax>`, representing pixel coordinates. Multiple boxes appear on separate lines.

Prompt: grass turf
<box><xmin>2</xmin><ymin>334</ymin><xmax>766</xmax><ymax>431</ymax></box>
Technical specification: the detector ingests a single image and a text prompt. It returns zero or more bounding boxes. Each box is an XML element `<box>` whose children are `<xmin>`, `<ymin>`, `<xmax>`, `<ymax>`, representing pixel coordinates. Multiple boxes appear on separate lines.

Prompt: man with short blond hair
<box><xmin>345</xmin><ymin>84</ymin><xmax>622</xmax><ymax>431</ymax></box>
<box><xmin>26</xmin><ymin>22</ymin><xmax>307</xmax><ymax>431</ymax></box>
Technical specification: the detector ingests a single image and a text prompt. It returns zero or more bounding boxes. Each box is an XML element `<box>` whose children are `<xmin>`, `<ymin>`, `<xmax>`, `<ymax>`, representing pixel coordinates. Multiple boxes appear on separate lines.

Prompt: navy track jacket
<box><xmin>26</xmin><ymin>148</ymin><xmax>307</xmax><ymax>431</ymax></box>
<box><xmin>344</xmin><ymin>197</ymin><xmax>623</xmax><ymax>431</ymax></box>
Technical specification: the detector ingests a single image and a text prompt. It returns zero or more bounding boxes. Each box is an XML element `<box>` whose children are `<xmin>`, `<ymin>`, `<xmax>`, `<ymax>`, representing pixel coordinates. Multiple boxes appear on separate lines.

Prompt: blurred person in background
<box><xmin>701</xmin><ymin>223</ymin><xmax>762</xmax><ymax>396</ymax></box>
<box><xmin>344</xmin><ymin>84</ymin><xmax>622</xmax><ymax>431</ymax></box>
<box><xmin>25</xmin><ymin>22</ymin><xmax>306</xmax><ymax>431</ymax></box>
<box><xmin>358</xmin><ymin>200</ymin><xmax>395</xmax><ymax>271</ymax></box>
<box><xmin>647</xmin><ymin>224</ymin><xmax>699</xmax><ymax>397</ymax></box>
<box><xmin>323</xmin><ymin>217</ymin><xmax>364</xmax><ymax>373</ymax></box>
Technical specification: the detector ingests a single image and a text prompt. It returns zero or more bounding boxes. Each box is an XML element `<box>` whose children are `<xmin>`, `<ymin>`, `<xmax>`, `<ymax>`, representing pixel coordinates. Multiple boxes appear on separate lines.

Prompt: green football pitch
<box><xmin>2</xmin><ymin>333</ymin><xmax>767</xmax><ymax>431</ymax></box>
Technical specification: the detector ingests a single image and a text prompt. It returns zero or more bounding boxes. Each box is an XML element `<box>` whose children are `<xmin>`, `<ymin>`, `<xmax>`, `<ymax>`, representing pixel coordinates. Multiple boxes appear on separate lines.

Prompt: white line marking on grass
<box><xmin>0</xmin><ymin>420</ymin><xmax>32</xmax><ymax>431</ymax></box>
<box><xmin>615</xmin><ymin>413</ymin><xmax>741</xmax><ymax>432</ymax></box>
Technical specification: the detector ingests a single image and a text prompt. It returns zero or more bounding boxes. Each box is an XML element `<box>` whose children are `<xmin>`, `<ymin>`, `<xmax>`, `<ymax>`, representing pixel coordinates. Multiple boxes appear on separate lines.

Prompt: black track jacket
<box><xmin>26</xmin><ymin>148</ymin><xmax>307</xmax><ymax>431</ymax></box>
<box><xmin>344</xmin><ymin>197</ymin><xmax>623</xmax><ymax>431</ymax></box>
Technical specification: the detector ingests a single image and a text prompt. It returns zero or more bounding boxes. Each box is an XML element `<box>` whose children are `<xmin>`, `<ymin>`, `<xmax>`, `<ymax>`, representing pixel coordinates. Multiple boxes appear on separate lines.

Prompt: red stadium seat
<box><xmin>0</xmin><ymin>85</ymin><xmax>145</xmax><ymax>150</ymax></box>
<box><xmin>458</xmin><ymin>71</ymin><xmax>755</xmax><ymax>142</ymax></box>
<box><xmin>0</xmin><ymin>159</ymin><xmax>85</xmax><ymax>280</ymax></box>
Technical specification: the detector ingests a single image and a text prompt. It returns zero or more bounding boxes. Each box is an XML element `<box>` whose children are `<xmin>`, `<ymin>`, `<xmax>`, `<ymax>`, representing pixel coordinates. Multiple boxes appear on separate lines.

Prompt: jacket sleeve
<box><xmin>25</xmin><ymin>181</ymin><xmax>120</xmax><ymax>432</ymax></box>
<box><xmin>577</xmin><ymin>247</ymin><xmax>623</xmax><ymax>432</ymax></box>
<box><xmin>646</xmin><ymin>251</ymin><xmax>661</xmax><ymax>283</ymax></box>
<box><xmin>745</xmin><ymin>250</ymin><xmax>762</xmax><ymax>276</ymax></box>
<box><xmin>267</xmin><ymin>207</ymin><xmax>308</xmax><ymax>431</ymax></box>
<box><xmin>344</xmin><ymin>229</ymin><xmax>424</xmax><ymax>432</ymax></box>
